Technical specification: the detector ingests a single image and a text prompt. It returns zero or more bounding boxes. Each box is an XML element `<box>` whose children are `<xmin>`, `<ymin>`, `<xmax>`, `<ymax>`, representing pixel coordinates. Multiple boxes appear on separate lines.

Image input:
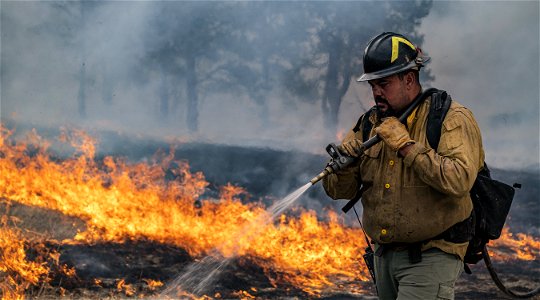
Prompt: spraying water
<box><xmin>160</xmin><ymin>253</ymin><xmax>233</xmax><ymax>297</ymax></box>
<box><xmin>160</xmin><ymin>182</ymin><xmax>313</xmax><ymax>297</ymax></box>
<box><xmin>267</xmin><ymin>182</ymin><xmax>313</xmax><ymax>220</ymax></box>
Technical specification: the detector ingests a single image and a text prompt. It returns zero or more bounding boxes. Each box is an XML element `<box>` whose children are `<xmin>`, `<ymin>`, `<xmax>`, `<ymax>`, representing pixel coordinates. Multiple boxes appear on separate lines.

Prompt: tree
<box><xmin>286</xmin><ymin>1</ymin><xmax>433</xmax><ymax>135</ymax></box>
<box><xmin>202</xmin><ymin>2</ymin><xmax>312</xmax><ymax>128</ymax></box>
<box><xmin>44</xmin><ymin>1</ymin><xmax>111</xmax><ymax>117</ymax></box>
<box><xmin>145</xmin><ymin>2</ymin><xmax>237</xmax><ymax>132</ymax></box>
<box><xmin>145</xmin><ymin>2</ymin><xmax>319</xmax><ymax>132</ymax></box>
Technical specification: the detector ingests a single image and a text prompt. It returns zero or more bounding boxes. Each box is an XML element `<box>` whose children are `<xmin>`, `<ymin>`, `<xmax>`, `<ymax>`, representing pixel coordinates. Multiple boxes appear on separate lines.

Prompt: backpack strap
<box><xmin>362</xmin><ymin>107</ymin><xmax>376</xmax><ymax>143</ymax></box>
<box><xmin>354</xmin><ymin>89</ymin><xmax>452</xmax><ymax>148</ymax></box>
<box><xmin>352</xmin><ymin>106</ymin><xmax>376</xmax><ymax>143</ymax></box>
<box><xmin>426</xmin><ymin>90</ymin><xmax>452</xmax><ymax>149</ymax></box>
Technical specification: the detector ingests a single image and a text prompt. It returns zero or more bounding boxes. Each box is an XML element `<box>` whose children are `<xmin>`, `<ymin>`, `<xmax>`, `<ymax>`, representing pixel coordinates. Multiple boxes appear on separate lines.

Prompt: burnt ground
<box><xmin>17</xmin><ymin>234</ymin><xmax>540</xmax><ymax>299</ymax></box>
<box><xmin>2</xmin><ymin>130</ymin><xmax>540</xmax><ymax>299</ymax></box>
<box><xmin>29</xmin><ymin>240</ymin><xmax>319</xmax><ymax>299</ymax></box>
<box><xmin>456</xmin><ymin>257</ymin><xmax>540</xmax><ymax>300</ymax></box>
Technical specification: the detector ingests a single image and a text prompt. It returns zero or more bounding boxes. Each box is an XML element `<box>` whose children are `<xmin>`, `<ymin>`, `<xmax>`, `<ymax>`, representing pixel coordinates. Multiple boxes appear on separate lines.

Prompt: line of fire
<box><xmin>0</xmin><ymin>125</ymin><xmax>539</xmax><ymax>299</ymax></box>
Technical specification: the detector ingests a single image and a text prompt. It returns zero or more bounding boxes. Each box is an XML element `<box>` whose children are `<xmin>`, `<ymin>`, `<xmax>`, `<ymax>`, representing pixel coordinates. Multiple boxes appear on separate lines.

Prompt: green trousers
<box><xmin>374</xmin><ymin>246</ymin><xmax>463</xmax><ymax>300</ymax></box>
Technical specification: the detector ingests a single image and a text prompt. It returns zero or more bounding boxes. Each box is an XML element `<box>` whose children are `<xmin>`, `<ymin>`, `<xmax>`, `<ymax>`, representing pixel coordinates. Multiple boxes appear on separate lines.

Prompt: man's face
<box><xmin>368</xmin><ymin>74</ymin><xmax>409</xmax><ymax>118</ymax></box>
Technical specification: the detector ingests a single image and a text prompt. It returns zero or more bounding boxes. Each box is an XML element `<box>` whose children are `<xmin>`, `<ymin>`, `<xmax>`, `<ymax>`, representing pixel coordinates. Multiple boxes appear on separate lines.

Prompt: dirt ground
<box><xmin>2</xmin><ymin>141</ymin><xmax>539</xmax><ymax>299</ymax></box>
<box><xmin>2</xmin><ymin>200</ymin><xmax>539</xmax><ymax>300</ymax></box>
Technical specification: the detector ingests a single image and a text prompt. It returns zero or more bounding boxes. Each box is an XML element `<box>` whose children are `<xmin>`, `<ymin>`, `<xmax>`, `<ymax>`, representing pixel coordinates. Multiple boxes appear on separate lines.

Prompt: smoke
<box><xmin>417</xmin><ymin>1</ymin><xmax>540</xmax><ymax>171</ymax></box>
<box><xmin>1</xmin><ymin>1</ymin><xmax>538</xmax><ymax>173</ymax></box>
<box><xmin>0</xmin><ymin>1</ymin><xmax>321</xmax><ymax>153</ymax></box>
<box><xmin>1</xmin><ymin>2</ymin><xmax>159</xmax><ymax>131</ymax></box>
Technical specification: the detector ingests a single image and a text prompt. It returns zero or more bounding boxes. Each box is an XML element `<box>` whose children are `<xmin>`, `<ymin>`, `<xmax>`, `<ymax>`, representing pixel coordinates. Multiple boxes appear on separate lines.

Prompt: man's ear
<box><xmin>405</xmin><ymin>71</ymin><xmax>415</xmax><ymax>88</ymax></box>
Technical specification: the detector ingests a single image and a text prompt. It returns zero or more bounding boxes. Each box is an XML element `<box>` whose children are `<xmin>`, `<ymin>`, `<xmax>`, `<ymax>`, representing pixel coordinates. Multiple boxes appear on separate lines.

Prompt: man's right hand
<box><xmin>338</xmin><ymin>139</ymin><xmax>364</xmax><ymax>157</ymax></box>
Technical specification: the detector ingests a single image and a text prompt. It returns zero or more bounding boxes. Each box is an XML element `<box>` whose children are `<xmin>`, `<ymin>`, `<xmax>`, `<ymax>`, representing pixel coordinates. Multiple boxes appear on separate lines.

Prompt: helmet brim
<box><xmin>357</xmin><ymin>56</ymin><xmax>430</xmax><ymax>82</ymax></box>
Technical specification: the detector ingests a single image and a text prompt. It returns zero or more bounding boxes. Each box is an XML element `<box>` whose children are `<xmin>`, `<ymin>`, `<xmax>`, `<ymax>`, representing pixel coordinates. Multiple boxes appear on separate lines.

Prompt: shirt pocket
<box><xmin>440</xmin><ymin>118</ymin><xmax>464</xmax><ymax>152</ymax></box>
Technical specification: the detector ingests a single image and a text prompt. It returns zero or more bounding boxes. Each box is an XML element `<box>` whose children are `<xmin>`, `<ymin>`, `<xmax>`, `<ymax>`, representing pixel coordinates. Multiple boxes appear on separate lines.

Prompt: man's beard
<box><xmin>375</xmin><ymin>96</ymin><xmax>398</xmax><ymax>119</ymax></box>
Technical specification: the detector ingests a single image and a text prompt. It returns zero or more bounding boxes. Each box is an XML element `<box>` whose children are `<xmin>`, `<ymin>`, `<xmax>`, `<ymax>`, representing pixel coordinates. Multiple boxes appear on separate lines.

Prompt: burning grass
<box><xmin>0</xmin><ymin>125</ymin><xmax>539</xmax><ymax>299</ymax></box>
<box><xmin>0</xmin><ymin>224</ymin><xmax>49</xmax><ymax>300</ymax></box>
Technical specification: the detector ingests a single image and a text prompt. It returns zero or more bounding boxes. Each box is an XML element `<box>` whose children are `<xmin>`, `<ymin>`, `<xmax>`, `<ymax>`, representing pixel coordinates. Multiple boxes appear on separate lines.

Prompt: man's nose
<box><xmin>372</xmin><ymin>85</ymin><xmax>383</xmax><ymax>97</ymax></box>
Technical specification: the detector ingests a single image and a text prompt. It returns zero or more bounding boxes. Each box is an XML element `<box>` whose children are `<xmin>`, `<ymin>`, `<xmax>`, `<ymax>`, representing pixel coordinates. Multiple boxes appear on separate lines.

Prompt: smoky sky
<box><xmin>420</xmin><ymin>1</ymin><xmax>539</xmax><ymax>170</ymax></box>
<box><xmin>1</xmin><ymin>1</ymin><xmax>538</xmax><ymax>171</ymax></box>
<box><xmin>0</xmin><ymin>1</ymin><xmax>327</xmax><ymax>150</ymax></box>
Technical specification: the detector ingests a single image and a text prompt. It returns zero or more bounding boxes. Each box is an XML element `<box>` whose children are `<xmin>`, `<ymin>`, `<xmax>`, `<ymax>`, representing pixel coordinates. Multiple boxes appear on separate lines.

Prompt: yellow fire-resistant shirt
<box><xmin>323</xmin><ymin>96</ymin><xmax>485</xmax><ymax>260</ymax></box>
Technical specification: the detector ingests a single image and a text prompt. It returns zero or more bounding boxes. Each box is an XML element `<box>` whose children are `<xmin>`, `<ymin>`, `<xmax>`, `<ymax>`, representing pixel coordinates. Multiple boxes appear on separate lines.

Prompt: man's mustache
<box><xmin>375</xmin><ymin>97</ymin><xmax>390</xmax><ymax>106</ymax></box>
<box><xmin>375</xmin><ymin>96</ymin><xmax>398</xmax><ymax>118</ymax></box>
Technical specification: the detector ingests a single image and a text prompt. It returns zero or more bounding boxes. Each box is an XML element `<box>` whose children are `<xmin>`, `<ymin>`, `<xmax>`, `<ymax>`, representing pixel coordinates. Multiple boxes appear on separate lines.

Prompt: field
<box><xmin>1</xmin><ymin>127</ymin><xmax>539</xmax><ymax>299</ymax></box>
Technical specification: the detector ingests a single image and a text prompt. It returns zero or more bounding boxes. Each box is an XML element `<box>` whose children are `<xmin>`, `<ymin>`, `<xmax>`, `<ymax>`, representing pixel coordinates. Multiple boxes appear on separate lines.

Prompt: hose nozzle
<box><xmin>310</xmin><ymin>143</ymin><xmax>358</xmax><ymax>185</ymax></box>
<box><xmin>309</xmin><ymin>166</ymin><xmax>333</xmax><ymax>185</ymax></box>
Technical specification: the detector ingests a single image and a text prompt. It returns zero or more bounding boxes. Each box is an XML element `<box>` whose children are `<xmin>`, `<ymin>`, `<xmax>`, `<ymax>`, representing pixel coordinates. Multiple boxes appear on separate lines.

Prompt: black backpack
<box><xmin>357</xmin><ymin>89</ymin><xmax>515</xmax><ymax>269</ymax></box>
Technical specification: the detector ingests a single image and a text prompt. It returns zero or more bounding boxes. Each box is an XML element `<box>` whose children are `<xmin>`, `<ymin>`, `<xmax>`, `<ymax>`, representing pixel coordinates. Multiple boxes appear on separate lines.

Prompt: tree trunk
<box><xmin>322</xmin><ymin>41</ymin><xmax>354</xmax><ymax>137</ymax></box>
<box><xmin>186</xmin><ymin>56</ymin><xmax>199</xmax><ymax>132</ymax></box>
<box><xmin>322</xmin><ymin>49</ymin><xmax>340</xmax><ymax>135</ymax></box>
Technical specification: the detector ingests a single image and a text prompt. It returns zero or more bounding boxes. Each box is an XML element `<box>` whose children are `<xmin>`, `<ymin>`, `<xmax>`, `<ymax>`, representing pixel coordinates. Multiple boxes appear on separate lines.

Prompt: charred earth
<box><xmin>1</xmin><ymin>128</ymin><xmax>538</xmax><ymax>299</ymax></box>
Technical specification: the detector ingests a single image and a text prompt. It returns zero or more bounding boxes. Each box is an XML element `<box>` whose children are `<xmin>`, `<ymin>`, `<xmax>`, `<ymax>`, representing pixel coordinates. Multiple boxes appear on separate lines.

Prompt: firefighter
<box><xmin>322</xmin><ymin>32</ymin><xmax>485</xmax><ymax>299</ymax></box>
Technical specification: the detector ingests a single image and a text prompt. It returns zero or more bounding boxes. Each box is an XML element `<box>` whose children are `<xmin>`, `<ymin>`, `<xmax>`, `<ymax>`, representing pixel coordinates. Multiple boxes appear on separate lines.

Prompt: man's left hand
<box><xmin>375</xmin><ymin>117</ymin><xmax>415</xmax><ymax>152</ymax></box>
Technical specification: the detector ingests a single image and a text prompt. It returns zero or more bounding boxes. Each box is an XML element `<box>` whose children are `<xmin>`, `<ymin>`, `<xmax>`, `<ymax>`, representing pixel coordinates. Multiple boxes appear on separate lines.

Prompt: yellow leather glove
<box><xmin>338</xmin><ymin>139</ymin><xmax>364</xmax><ymax>157</ymax></box>
<box><xmin>375</xmin><ymin>117</ymin><xmax>415</xmax><ymax>152</ymax></box>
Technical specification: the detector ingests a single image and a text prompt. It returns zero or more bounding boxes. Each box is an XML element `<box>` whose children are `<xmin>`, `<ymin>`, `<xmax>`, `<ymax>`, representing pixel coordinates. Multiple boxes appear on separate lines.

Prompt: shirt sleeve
<box><xmin>403</xmin><ymin>106</ymin><xmax>485</xmax><ymax>197</ymax></box>
<box><xmin>322</xmin><ymin>128</ymin><xmax>362</xmax><ymax>200</ymax></box>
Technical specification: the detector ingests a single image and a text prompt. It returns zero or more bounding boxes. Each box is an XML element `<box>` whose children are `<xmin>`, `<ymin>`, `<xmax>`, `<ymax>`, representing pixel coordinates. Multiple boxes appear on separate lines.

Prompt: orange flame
<box><xmin>488</xmin><ymin>227</ymin><xmax>540</xmax><ymax>261</ymax></box>
<box><xmin>336</xmin><ymin>128</ymin><xmax>346</xmax><ymax>142</ymax></box>
<box><xmin>143</xmin><ymin>278</ymin><xmax>164</xmax><ymax>290</ymax></box>
<box><xmin>231</xmin><ymin>290</ymin><xmax>256</xmax><ymax>299</ymax></box>
<box><xmin>0</xmin><ymin>125</ymin><xmax>538</xmax><ymax>298</ymax></box>
<box><xmin>116</xmin><ymin>278</ymin><xmax>135</xmax><ymax>296</ymax></box>
<box><xmin>0</xmin><ymin>223</ymin><xmax>49</xmax><ymax>299</ymax></box>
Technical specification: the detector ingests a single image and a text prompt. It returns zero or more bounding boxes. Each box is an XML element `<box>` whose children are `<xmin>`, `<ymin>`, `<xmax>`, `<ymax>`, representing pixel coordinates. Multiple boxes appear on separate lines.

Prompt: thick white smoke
<box><xmin>418</xmin><ymin>1</ymin><xmax>539</xmax><ymax>170</ymax></box>
<box><xmin>1</xmin><ymin>1</ymin><xmax>538</xmax><ymax>171</ymax></box>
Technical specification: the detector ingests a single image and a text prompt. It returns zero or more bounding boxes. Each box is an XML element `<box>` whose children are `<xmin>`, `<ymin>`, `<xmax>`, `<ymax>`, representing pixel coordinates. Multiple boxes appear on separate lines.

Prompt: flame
<box><xmin>93</xmin><ymin>278</ymin><xmax>102</xmax><ymax>287</ymax></box>
<box><xmin>488</xmin><ymin>227</ymin><xmax>540</xmax><ymax>261</ymax></box>
<box><xmin>116</xmin><ymin>278</ymin><xmax>135</xmax><ymax>296</ymax></box>
<box><xmin>1</xmin><ymin>124</ymin><xmax>539</xmax><ymax>298</ymax></box>
<box><xmin>0</xmin><ymin>223</ymin><xmax>49</xmax><ymax>299</ymax></box>
<box><xmin>59</xmin><ymin>265</ymin><xmax>77</xmax><ymax>278</ymax></box>
<box><xmin>336</xmin><ymin>128</ymin><xmax>346</xmax><ymax>142</ymax></box>
<box><xmin>143</xmin><ymin>278</ymin><xmax>164</xmax><ymax>290</ymax></box>
<box><xmin>231</xmin><ymin>290</ymin><xmax>256</xmax><ymax>299</ymax></box>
